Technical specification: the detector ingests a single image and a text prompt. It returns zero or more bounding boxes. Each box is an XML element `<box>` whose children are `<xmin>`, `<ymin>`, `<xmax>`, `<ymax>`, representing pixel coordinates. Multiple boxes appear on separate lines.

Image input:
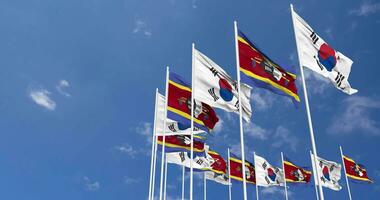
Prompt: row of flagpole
<box><xmin>147</xmin><ymin>4</ymin><xmax>364</xmax><ymax>200</ymax></box>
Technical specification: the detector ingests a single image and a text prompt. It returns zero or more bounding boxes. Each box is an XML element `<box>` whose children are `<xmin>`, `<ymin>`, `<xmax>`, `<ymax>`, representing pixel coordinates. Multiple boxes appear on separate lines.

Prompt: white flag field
<box><xmin>254</xmin><ymin>154</ymin><xmax>285</xmax><ymax>187</ymax></box>
<box><xmin>292</xmin><ymin>9</ymin><xmax>357</xmax><ymax>95</ymax></box>
<box><xmin>193</xmin><ymin>48</ymin><xmax>252</xmax><ymax>122</ymax></box>
<box><xmin>311</xmin><ymin>153</ymin><xmax>342</xmax><ymax>191</ymax></box>
<box><xmin>166</xmin><ymin>151</ymin><xmax>212</xmax><ymax>170</ymax></box>
<box><xmin>155</xmin><ymin>92</ymin><xmax>204</xmax><ymax>136</ymax></box>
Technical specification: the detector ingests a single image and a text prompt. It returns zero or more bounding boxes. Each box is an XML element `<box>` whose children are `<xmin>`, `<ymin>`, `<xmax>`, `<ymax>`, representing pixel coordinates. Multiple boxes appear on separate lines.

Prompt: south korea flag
<box><xmin>291</xmin><ymin>7</ymin><xmax>357</xmax><ymax>95</ymax></box>
<box><xmin>193</xmin><ymin>48</ymin><xmax>252</xmax><ymax>122</ymax></box>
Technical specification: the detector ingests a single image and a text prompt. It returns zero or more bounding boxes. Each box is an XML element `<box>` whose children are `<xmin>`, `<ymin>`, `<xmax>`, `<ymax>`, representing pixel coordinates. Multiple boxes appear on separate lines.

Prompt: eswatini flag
<box><xmin>167</xmin><ymin>72</ymin><xmax>219</xmax><ymax>132</ymax></box>
<box><xmin>205</xmin><ymin>148</ymin><xmax>230</xmax><ymax>185</ymax></box>
<box><xmin>283</xmin><ymin>157</ymin><xmax>312</xmax><ymax>184</ymax></box>
<box><xmin>237</xmin><ymin>30</ymin><xmax>300</xmax><ymax>104</ymax></box>
<box><xmin>229</xmin><ymin>154</ymin><xmax>256</xmax><ymax>184</ymax></box>
<box><xmin>343</xmin><ymin>155</ymin><xmax>373</xmax><ymax>183</ymax></box>
<box><xmin>157</xmin><ymin>135</ymin><xmax>205</xmax><ymax>155</ymax></box>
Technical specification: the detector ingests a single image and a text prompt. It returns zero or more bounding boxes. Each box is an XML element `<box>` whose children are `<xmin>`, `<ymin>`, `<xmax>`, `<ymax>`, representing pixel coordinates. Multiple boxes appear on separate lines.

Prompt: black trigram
<box><xmin>209</xmin><ymin>67</ymin><xmax>219</xmax><ymax>76</ymax></box>
<box><xmin>310</xmin><ymin>32</ymin><xmax>319</xmax><ymax>44</ymax></box>
<box><xmin>179</xmin><ymin>152</ymin><xmax>186</xmax><ymax>162</ymax></box>
<box><xmin>265</xmin><ymin>176</ymin><xmax>271</xmax><ymax>184</ymax></box>
<box><xmin>196</xmin><ymin>159</ymin><xmax>204</xmax><ymax>165</ymax></box>
<box><xmin>335</xmin><ymin>72</ymin><xmax>345</xmax><ymax>88</ymax></box>
<box><xmin>208</xmin><ymin>88</ymin><xmax>219</xmax><ymax>102</ymax></box>
<box><xmin>168</xmin><ymin>124</ymin><xmax>176</xmax><ymax>132</ymax></box>
<box><xmin>234</xmin><ymin>100</ymin><xmax>239</xmax><ymax>110</ymax></box>
<box><xmin>262</xmin><ymin>162</ymin><xmax>267</xmax><ymax>170</ymax></box>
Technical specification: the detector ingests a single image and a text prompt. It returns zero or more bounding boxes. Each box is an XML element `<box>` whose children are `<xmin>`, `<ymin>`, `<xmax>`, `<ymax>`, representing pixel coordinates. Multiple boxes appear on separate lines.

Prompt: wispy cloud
<box><xmin>244</xmin><ymin>123</ymin><xmax>269</xmax><ymax>140</ymax></box>
<box><xmin>328</xmin><ymin>96</ymin><xmax>380</xmax><ymax>135</ymax></box>
<box><xmin>132</xmin><ymin>19</ymin><xmax>152</xmax><ymax>37</ymax></box>
<box><xmin>350</xmin><ymin>1</ymin><xmax>380</xmax><ymax>16</ymax></box>
<box><xmin>324</xmin><ymin>28</ymin><xmax>334</xmax><ymax>40</ymax></box>
<box><xmin>56</xmin><ymin>79</ymin><xmax>71</xmax><ymax>97</ymax></box>
<box><xmin>136</xmin><ymin>122</ymin><xmax>153</xmax><ymax>144</ymax></box>
<box><xmin>191</xmin><ymin>0</ymin><xmax>198</xmax><ymax>9</ymax></box>
<box><xmin>124</xmin><ymin>176</ymin><xmax>141</xmax><ymax>184</ymax></box>
<box><xmin>29</xmin><ymin>88</ymin><xmax>56</xmax><ymax>111</ymax></box>
<box><xmin>114</xmin><ymin>143</ymin><xmax>138</xmax><ymax>158</ymax></box>
<box><xmin>303</xmin><ymin>68</ymin><xmax>330</xmax><ymax>95</ymax></box>
<box><xmin>261</xmin><ymin>187</ymin><xmax>292</xmax><ymax>197</ymax></box>
<box><xmin>271</xmin><ymin>126</ymin><xmax>299</xmax><ymax>152</ymax></box>
<box><xmin>83</xmin><ymin>176</ymin><xmax>100</xmax><ymax>191</ymax></box>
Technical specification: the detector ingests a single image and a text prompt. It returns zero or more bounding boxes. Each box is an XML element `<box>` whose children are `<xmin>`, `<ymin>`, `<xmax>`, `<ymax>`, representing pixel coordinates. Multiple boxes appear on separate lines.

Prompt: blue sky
<box><xmin>0</xmin><ymin>0</ymin><xmax>379</xmax><ymax>199</ymax></box>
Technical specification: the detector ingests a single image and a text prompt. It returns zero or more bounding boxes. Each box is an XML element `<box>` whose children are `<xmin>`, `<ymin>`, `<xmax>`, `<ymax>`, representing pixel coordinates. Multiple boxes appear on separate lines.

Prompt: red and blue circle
<box><xmin>322</xmin><ymin>166</ymin><xmax>331</xmax><ymax>181</ymax></box>
<box><xmin>218</xmin><ymin>79</ymin><xmax>234</xmax><ymax>102</ymax></box>
<box><xmin>317</xmin><ymin>43</ymin><xmax>336</xmax><ymax>71</ymax></box>
<box><xmin>267</xmin><ymin>168</ymin><xmax>277</xmax><ymax>182</ymax></box>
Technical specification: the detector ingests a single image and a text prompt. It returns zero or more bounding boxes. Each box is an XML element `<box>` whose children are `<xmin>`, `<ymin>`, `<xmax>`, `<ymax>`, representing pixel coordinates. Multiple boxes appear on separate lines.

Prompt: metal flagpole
<box><xmin>190</xmin><ymin>43</ymin><xmax>195</xmax><ymax>200</ymax></box>
<box><xmin>281</xmin><ymin>152</ymin><xmax>289</xmax><ymax>200</ymax></box>
<box><xmin>254</xmin><ymin>152</ymin><xmax>259</xmax><ymax>200</ymax></box>
<box><xmin>340</xmin><ymin>146</ymin><xmax>353</xmax><ymax>200</ymax></box>
<box><xmin>310</xmin><ymin>150</ymin><xmax>320</xmax><ymax>200</ymax></box>
<box><xmin>182</xmin><ymin>165</ymin><xmax>185</xmax><ymax>200</ymax></box>
<box><xmin>149</xmin><ymin>89</ymin><xmax>159</xmax><ymax>200</ymax></box>
<box><xmin>233</xmin><ymin>20</ymin><xmax>248</xmax><ymax>200</ymax></box>
<box><xmin>290</xmin><ymin>4</ymin><xmax>324</xmax><ymax>200</ymax></box>
<box><xmin>152</xmin><ymin>120</ymin><xmax>159</xmax><ymax>200</ymax></box>
<box><xmin>159</xmin><ymin>67</ymin><xmax>170</xmax><ymax>200</ymax></box>
<box><xmin>204</xmin><ymin>172</ymin><xmax>207</xmax><ymax>200</ymax></box>
<box><xmin>228</xmin><ymin>148</ymin><xmax>232</xmax><ymax>200</ymax></box>
<box><xmin>164</xmin><ymin>157</ymin><xmax>168</xmax><ymax>200</ymax></box>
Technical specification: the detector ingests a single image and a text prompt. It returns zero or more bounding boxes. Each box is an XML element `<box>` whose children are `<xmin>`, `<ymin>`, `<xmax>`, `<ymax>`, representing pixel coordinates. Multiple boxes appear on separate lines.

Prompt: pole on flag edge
<box><xmin>159</xmin><ymin>67</ymin><xmax>170</xmax><ymax>200</ymax></box>
<box><xmin>149</xmin><ymin>88</ymin><xmax>159</xmax><ymax>200</ymax></box>
<box><xmin>289</xmin><ymin>4</ymin><xmax>324</xmax><ymax>200</ymax></box>
<box><xmin>190</xmin><ymin>43</ymin><xmax>195</xmax><ymax>200</ymax></box>
<box><xmin>281</xmin><ymin>152</ymin><xmax>289</xmax><ymax>200</ymax></box>
<box><xmin>340</xmin><ymin>146</ymin><xmax>353</xmax><ymax>200</ymax></box>
<box><xmin>233</xmin><ymin>20</ymin><xmax>248</xmax><ymax>200</ymax></box>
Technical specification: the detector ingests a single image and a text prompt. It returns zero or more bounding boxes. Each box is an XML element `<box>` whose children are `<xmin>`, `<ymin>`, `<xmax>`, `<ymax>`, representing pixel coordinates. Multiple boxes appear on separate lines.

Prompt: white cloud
<box><xmin>56</xmin><ymin>79</ymin><xmax>71</xmax><ymax>97</ymax></box>
<box><xmin>192</xmin><ymin>0</ymin><xmax>198</xmax><ymax>9</ymax></box>
<box><xmin>251</xmin><ymin>90</ymin><xmax>274</xmax><ymax>111</ymax></box>
<box><xmin>303</xmin><ymin>68</ymin><xmax>330</xmax><ymax>95</ymax></box>
<box><xmin>136</xmin><ymin>122</ymin><xmax>153</xmax><ymax>144</ymax></box>
<box><xmin>328</xmin><ymin>96</ymin><xmax>380</xmax><ymax>135</ymax></box>
<box><xmin>115</xmin><ymin>143</ymin><xmax>138</xmax><ymax>158</ymax></box>
<box><xmin>350</xmin><ymin>1</ymin><xmax>380</xmax><ymax>16</ymax></box>
<box><xmin>213</xmin><ymin>118</ymin><xmax>223</xmax><ymax>134</ymax></box>
<box><xmin>261</xmin><ymin>187</ymin><xmax>292</xmax><ymax>197</ymax></box>
<box><xmin>83</xmin><ymin>176</ymin><xmax>100</xmax><ymax>191</ymax></box>
<box><xmin>29</xmin><ymin>88</ymin><xmax>56</xmax><ymax>111</ymax></box>
<box><xmin>271</xmin><ymin>126</ymin><xmax>299</xmax><ymax>152</ymax></box>
<box><xmin>324</xmin><ymin>28</ymin><xmax>334</xmax><ymax>40</ymax></box>
<box><xmin>244</xmin><ymin>123</ymin><xmax>269</xmax><ymax>140</ymax></box>
<box><xmin>124</xmin><ymin>177</ymin><xmax>141</xmax><ymax>184</ymax></box>
<box><xmin>133</xmin><ymin>19</ymin><xmax>152</xmax><ymax>37</ymax></box>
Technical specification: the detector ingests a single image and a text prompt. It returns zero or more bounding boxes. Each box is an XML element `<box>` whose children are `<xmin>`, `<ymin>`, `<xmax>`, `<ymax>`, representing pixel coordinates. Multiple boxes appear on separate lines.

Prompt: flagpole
<box><xmin>310</xmin><ymin>150</ymin><xmax>320</xmax><ymax>200</ymax></box>
<box><xmin>164</xmin><ymin>157</ymin><xmax>168</xmax><ymax>200</ymax></box>
<box><xmin>204</xmin><ymin>172</ymin><xmax>207</xmax><ymax>200</ymax></box>
<box><xmin>152</xmin><ymin>122</ymin><xmax>159</xmax><ymax>200</ymax></box>
<box><xmin>190</xmin><ymin>43</ymin><xmax>195</xmax><ymax>200</ymax></box>
<box><xmin>234</xmin><ymin>20</ymin><xmax>248</xmax><ymax>200</ymax></box>
<box><xmin>254</xmin><ymin>152</ymin><xmax>259</xmax><ymax>200</ymax></box>
<box><xmin>340</xmin><ymin>146</ymin><xmax>353</xmax><ymax>200</ymax></box>
<box><xmin>228</xmin><ymin>148</ymin><xmax>232</xmax><ymax>200</ymax></box>
<box><xmin>182</xmin><ymin>165</ymin><xmax>185</xmax><ymax>200</ymax></box>
<box><xmin>159</xmin><ymin>67</ymin><xmax>170</xmax><ymax>200</ymax></box>
<box><xmin>149</xmin><ymin>89</ymin><xmax>159</xmax><ymax>200</ymax></box>
<box><xmin>290</xmin><ymin>4</ymin><xmax>324</xmax><ymax>200</ymax></box>
<box><xmin>281</xmin><ymin>152</ymin><xmax>289</xmax><ymax>200</ymax></box>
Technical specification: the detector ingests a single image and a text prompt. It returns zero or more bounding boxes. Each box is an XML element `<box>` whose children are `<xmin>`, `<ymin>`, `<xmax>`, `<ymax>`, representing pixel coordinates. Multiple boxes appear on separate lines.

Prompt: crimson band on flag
<box><xmin>167</xmin><ymin>72</ymin><xmax>219</xmax><ymax>132</ymax></box>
